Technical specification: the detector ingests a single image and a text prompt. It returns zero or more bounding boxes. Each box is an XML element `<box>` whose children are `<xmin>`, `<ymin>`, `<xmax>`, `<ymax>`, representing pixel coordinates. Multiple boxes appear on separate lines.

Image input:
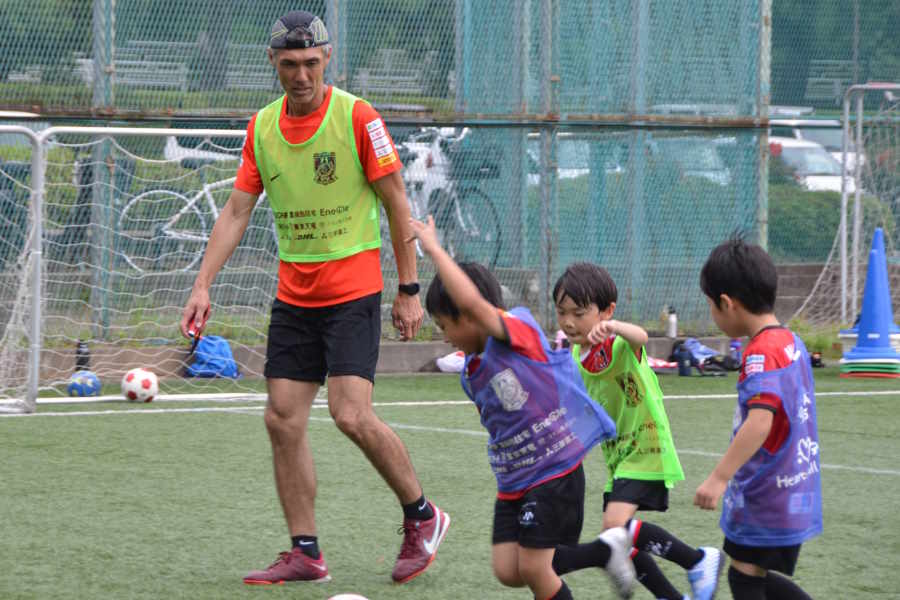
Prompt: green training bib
<box><xmin>253</xmin><ymin>87</ymin><xmax>381</xmax><ymax>262</ymax></box>
<box><xmin>573</xmin><ymin>336</ymin><xmax>685</xmax><ymax>491</ymax></box>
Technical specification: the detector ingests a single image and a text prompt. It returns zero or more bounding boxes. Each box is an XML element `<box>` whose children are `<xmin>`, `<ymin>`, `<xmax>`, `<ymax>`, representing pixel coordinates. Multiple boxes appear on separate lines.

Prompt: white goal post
<box><xmin>0</xmin><ymin>126</ymin><xmax>41</xmax><ymax>414</ymax></box>
<box><xmin>841</xmin><ymin>83</ymin><xmax>900</xmax><ymax>323</ymax></box>
<box><xmin>0</xmin><ymin>126</ymin><xmax>267</xmax><ymax>413</ymax></box>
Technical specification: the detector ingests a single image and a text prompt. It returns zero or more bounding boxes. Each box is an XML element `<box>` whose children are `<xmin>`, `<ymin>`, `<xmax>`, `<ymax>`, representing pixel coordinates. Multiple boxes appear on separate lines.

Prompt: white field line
<box><xmin>3</xmin><ymin>401</ymin><xmax>898</xmax><ymax>477</ymax></box>
<box><xmin>2</xmin><ymin>387</ymin><xmax>898</xmax><ymax>408</ymax></box>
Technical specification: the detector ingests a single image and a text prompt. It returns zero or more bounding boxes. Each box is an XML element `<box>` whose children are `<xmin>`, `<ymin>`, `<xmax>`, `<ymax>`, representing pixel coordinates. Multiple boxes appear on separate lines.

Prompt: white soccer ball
<box><xmin>327</xmin><ymin>595</ymin><xmax>369</xmax><ymax>600</ymax></box>
<box><xmin>121</xmin><ymin>367</ymin><xmax>159</xmax><ymax>403</ymax></box>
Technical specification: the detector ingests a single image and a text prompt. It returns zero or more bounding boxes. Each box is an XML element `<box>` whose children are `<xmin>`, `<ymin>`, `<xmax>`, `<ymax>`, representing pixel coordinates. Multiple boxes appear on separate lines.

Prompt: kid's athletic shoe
<box><xmin>598</xmin><ymin>527</ymin><xmax>636</xmax><ymax>599</ymax></box>
<box><xmin>391</xmin><ymin>502</ymin><xmax>451</xmax><ymax>583</ymax></box>
<box><xmin>243</xmin><ymin>548</ymin><xmax>331</xmax><ymax>585</ymax></box>
<box><xmin>687</xmin><ymin>546</ymin><xmax>723</xmax><ymax>600</ymax></box>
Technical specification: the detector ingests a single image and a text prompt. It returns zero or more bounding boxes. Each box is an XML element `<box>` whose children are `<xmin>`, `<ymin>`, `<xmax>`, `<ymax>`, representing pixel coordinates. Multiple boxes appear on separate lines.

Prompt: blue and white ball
<box><xmin>67</xmin><ymin>370</ymin><xmax>102</xmax><ymax>397</ymax></box>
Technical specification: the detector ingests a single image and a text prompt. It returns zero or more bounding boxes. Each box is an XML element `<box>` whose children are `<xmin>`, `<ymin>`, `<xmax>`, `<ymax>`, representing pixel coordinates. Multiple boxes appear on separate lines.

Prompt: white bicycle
<box><xmin>381</xmin><ymin>127</ymin><xmax>502</xmax><ymax>270</ymax></box>
<box><xmin>117</xmin><ymin>176</ymin><xmax>278</xmax><ymax>273</ymax></box>
<box><xmin>118</xmin><ymin>129</ymin><xmax>502</xmax><ymax>274</ymax></box>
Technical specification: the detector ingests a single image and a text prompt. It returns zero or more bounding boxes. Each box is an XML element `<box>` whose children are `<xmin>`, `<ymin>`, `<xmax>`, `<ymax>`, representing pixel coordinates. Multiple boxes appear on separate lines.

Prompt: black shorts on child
<box><xmin>492</xmin><ymin>464</ymin><xmax>585</xmax><ymax>549</ymax></box>
<box><xmin>602</xmin><ymin>478</ymin><xmax>669</xmax><ymax>512</ymax></box>
<box><xmin>723</xmin><ymin>538</ymin><xmax>802</xmax><ymax>575</ymax></box>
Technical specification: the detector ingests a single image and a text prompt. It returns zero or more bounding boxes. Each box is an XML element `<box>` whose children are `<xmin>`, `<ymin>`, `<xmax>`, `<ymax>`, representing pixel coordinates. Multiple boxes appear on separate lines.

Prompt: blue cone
<box><xmin>844</xmin><ymin>228</ymin><xmax>900</xmax><ymax>361</ymax></box>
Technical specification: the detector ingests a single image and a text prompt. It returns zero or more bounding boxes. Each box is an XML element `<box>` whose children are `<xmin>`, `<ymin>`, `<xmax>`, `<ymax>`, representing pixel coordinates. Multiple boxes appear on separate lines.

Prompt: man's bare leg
<box><xmin>327</xmin><ymin>374</ymin><xmax>421</xmax><ymax>503</ymax></box>
<box><xmin>265</xmin><ymin>377</ymin><xmax>319</xmax><ymax>535</ymax></box>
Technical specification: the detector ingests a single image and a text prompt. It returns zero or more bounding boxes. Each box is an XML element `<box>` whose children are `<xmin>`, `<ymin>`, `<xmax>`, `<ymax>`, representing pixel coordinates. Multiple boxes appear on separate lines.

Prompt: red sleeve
<box><xmin>234</xmin><ymin>114</ymin><xmax>263</xmax><ymax>195</ymax></box>
<box><xmin>499</xmin><ymin>310</ymin><xmax>548</xmax><ymax>363</ymax></box>
<box><xmin>581</xmin><ymin>336</ymin><xmax>615</xmax><ymax>372</ymax></box>
<box><xmin>352</xmin><ymin>101</ymin><xmax>403</xmax><ymax>182</ymax></box>
<box><xmin>740</xmin><ymin>328</ymin><xmax>794</xmax><ymax>452</ymax></box>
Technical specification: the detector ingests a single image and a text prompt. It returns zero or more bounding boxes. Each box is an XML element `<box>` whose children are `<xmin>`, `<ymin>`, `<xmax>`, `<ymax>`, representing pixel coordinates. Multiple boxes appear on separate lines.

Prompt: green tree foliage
<box><xmin>772</xmin><ymin>0</ymin><xmax>900</xmax><ymax>107</ymax></box>
<box><xmin>348</xmin><ymin>0</ymin><xmax>455</xmax><ymax>97</ymax></box>
<box><xmin>0</xmin><ymin>0</ymin><xmax>90</xmax><ymax>82</ymax></box>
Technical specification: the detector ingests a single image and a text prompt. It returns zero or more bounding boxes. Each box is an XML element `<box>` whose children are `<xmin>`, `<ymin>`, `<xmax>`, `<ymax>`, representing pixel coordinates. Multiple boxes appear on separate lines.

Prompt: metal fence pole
<box><xmin>627</xmin><ymin>0</ymin><xmax>649</xmax><ymax>321</ymax></box>
<box><xmin>92</xmin><ymin>0</ymin><xmax>115</xmax><ymax>110</ymax></box>
<box><xmin>325</xmin><ymin>0</ymin><xmax>348</xmax><ymax>88</ymax></box>
<box><xmin>508</xmin><ymin>0</ymin><xmax>530</xmax><ymax>268</ymax></box>
<box><xmin>538</xmin><ymin>0</ymin><xmax>559</xmax><ymax>329</ymax></box>
<box><xmin>757</xmin><ymin>0</ymin><xmax>772</xmax><ymax>248</ymax></box>
<box><xmin>90</xmin><ymin>139</ymin><xmax>114</xmax><ymax>338</ymax></box>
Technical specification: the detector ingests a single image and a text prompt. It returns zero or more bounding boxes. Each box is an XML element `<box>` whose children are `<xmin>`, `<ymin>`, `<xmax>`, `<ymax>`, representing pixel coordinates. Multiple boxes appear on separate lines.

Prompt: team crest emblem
<box><xmin>616</xmin><ymin>372</ymin><xmax>642</xmax><ymax>407</ymax></box>
<box><xmin>490</xmin><ymin>368</ymin><xmax>529</xmax><ymax>411</ymax></box>
<box><xmin>313</xmin><ymin>152</ymin><xmax>337</xmax><ymax>185</ymax></box>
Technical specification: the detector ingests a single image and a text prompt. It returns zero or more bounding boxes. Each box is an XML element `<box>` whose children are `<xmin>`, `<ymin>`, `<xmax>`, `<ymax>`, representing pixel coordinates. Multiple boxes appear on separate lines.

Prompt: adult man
<box><xmin>180</xmin><ymin>10</ymin><xmax>449</xmax><ymax>585</ymax></box>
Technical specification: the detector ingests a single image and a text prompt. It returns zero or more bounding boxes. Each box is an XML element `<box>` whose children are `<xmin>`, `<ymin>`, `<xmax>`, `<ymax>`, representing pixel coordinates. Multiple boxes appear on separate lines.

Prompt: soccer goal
<box><xmin>790</xmin><ymin>83</ymin><xmax>900</xmax><ymax>330</ymax></box>
<box><xmin>0</xmin><ymin>126</ymin><xmax>281</xmax><ymax>411</ymax></box>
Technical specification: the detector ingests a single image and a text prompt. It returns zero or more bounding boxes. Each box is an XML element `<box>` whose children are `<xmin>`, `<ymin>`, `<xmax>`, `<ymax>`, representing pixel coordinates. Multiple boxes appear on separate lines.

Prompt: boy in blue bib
<box><xmin>409</xmin><ymin>215</ymin><xmax>636</xmax><ymax>599</ymax></box>
<box><xmin>695</xmin><ymin>238</ymin><xmax>822</xmax><ymax>600</ymax></box>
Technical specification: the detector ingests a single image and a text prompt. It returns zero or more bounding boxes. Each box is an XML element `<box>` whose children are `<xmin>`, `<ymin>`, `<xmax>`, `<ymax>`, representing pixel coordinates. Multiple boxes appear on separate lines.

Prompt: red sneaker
<box><xmin>391</xmin><ymin>502</ymin><xmax>451</xmax><ymax>583</ymax></box>
<box><xmin>243</xmin><ymin>547</ymin><xmax>331</xmax><ymax>585</ymax></box>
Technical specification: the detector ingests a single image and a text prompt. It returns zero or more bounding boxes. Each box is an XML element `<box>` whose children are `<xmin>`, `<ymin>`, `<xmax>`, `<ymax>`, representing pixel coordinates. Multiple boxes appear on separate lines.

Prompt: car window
<box><xmin>780</xmin><ymin>146</ymin><xmax>842</xmax><ymax>176</ymax></box>
<box><xmin>174</xmin><ymin>119</ymin><xmax>247</xmax><ymax>151</ymax></box>
<box><xmin>526</xmin><ymin>139</ymin><xmax>589</xmax><ymax>169</ymax></box>
<box><xmin>654</xmin><ymin>138</ymin><xmax>724</xmax><ymax>170</ymax></box>
<box><xmin>770</xmin><ymin>126</ymin><xmax>796</xmax><ymax>138</ymax></box>
<box><xmin>797</xmin><ymin>127</ymin><xmax>846</xmax><ymax>152</ymax></box>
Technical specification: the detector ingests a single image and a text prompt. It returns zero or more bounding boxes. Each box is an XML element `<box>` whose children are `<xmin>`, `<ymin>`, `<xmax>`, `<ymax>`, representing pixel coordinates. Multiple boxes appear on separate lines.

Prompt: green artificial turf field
<box><xmin>2</xmin><ymin>368</ymin><xmax>898</xmax><ymax>598</ymax></box>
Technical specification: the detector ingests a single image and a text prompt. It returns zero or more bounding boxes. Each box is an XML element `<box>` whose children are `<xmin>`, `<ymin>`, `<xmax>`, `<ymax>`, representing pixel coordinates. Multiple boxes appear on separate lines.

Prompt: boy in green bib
<box><xmin>552</xmin><ymin>262</ymin><xmax>723</xmax><ymax>600</ymax></box>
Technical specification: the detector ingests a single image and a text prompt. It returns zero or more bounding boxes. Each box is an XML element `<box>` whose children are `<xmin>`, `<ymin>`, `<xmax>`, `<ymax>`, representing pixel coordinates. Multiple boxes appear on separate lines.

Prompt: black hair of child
<box><xmin>425</xmin><ymin>261</ymin><xmax>505</xmax><ymax>320</ymax></box>
<box><xmin>552</xmin><ymin>262</ymin><xmax>618</xmax><ymax>310</ymax></box>
<box><xmin>700</xmin><ymin>237</ymin><xmax>777</xmax><ymax>314</ymax></box>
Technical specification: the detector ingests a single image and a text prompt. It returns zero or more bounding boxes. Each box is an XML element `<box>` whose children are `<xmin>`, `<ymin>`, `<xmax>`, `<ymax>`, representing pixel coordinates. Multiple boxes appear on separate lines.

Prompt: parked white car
<box><xmin>769</xmin><ymin>136</ymin><xmax>856</xmax><ymax>193</ymax></box>
<box><xmin>163</xmin><ymin>135</ymin><xmax>240</xmax><ymax>165</ymax></box>
<box><xmin>525</xmin><ymin>133</ymin><xmax>730</xmax><ymax>187</ymax></box>
<box><xmin>769</xmin><ymin>118</ymin><xmax>862</xmax><ymax>173</ymax></box>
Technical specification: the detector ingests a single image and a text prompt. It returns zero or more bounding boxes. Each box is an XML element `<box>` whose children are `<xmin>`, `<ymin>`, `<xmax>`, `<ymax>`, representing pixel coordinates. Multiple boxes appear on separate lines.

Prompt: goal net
<box><xmin>0</xmin><ymin>128</ymin><xmax>289</xmax><ymax>406</ymax></box>
<box><xmin>790</xmin><ymin>86</ymin><xmax>900</xmax><ymax>332</ymax></box>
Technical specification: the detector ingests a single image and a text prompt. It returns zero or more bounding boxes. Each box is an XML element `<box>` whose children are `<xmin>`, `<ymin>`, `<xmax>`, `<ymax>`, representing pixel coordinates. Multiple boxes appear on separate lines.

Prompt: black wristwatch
<box><xmin>398</xmin><ymin>282</ymin><xmax>420</xmax><ymax>296</ymax></box>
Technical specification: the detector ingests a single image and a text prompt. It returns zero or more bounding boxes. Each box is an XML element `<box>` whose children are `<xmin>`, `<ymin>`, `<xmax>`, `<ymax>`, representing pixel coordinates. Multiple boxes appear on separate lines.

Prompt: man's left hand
<box><xmin>392</xmin><ymin>292</ymin><xmax>424</xmax><ymax>341</ymax></box>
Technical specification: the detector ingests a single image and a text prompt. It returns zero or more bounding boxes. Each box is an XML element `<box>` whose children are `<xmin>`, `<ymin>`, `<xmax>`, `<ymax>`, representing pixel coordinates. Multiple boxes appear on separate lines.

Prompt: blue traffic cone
<box><xmin>843</xmin><ymin>228</ymin><xmax>900</xmax><ymax>361</ymax></box>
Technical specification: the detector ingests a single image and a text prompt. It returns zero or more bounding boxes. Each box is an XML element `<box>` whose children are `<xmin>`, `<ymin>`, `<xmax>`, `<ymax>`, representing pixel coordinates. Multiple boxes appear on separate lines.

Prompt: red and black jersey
<box><xmin>739</xmin><ymin>326</ymin><xmax>795</xmax><ymax>453</ymax></box>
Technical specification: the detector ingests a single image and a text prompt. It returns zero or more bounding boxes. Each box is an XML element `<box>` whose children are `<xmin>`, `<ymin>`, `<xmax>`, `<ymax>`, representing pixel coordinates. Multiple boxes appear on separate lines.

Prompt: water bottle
<box><xmin>666</xmin><ymin>307</ymin><xmax>678</xmax><ymax>338</ymax></box>
<box><xmin>729</xmin><ymin>338</ymin><xmax>742</xmax><ymax>362</ymax></box>
<box><xmin>75</xmin><ymin>339</ymin><xmax>90</xmax><ymax>371</ymax></box>
<box><xmin>674</xmin><ymin>344</ymin><xmax>692</xmax><ymax>376</ymax></box>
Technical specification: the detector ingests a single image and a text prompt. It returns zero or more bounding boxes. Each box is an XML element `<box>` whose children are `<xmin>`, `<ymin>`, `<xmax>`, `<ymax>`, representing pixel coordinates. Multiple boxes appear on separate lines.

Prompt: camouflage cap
<box><xmin>269</xmin><ymin>10</ymin><xmax>329</xmax><ymax>49</ymax></box>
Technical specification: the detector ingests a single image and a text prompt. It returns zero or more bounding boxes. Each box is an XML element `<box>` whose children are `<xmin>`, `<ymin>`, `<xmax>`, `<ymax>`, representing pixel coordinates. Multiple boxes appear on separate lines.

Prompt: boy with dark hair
<box><xmin>410</xmin><ymin>216</ymin><xmax>636</xmax><ymax>600</ymax></box>
<box><xmin>696</xmin><ymin>238</ymin><xmax>822</xmax><ymax>600</ymax></box>
<box><xmin>553</xmin><ymin>262</ymin><xmax>723</xmax><ymax>600</ymax></box>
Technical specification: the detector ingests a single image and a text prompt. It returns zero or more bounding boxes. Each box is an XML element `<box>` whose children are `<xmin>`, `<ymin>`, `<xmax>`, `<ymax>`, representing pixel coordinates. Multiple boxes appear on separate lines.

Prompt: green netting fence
<box><xmin>1</xmin><ymin>0</ymin><xmax>898</xmax><ymax>403</ymax></box>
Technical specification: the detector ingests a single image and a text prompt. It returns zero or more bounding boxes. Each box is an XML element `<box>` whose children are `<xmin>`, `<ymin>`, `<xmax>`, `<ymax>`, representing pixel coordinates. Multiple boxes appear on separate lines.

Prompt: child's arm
<box><xmin>694</xmin><ymin>407</ymin><xmax>774</xmax><ymax>510</ymax></box>
<box><xmin>408</xmin><ymin>216</ymin><xmax>507</xmax><ymax>342</ymax></box>
<box><xmin>589</xmin><ymin>320</ymin><xmax>649</xmax><ymax>354</ymax></box>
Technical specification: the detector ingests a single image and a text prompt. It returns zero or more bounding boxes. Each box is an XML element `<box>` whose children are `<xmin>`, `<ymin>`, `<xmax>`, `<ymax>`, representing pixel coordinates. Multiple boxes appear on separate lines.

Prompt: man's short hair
<box><xmin>425</xmin><ymin>262</ymin><xmax>505</xmax><ymax>320</ymax></box>
<box><xmin>552</xmin><ymin>262</ymin><xmax>618</xmax><ymax>310</ymax></box>
<box><xmin>269</xmin><ymin>10</ymin><xmax>329</xmax><ymax>49</ymax></box>
<box><xmin>700</xmin><ymin>236</ymin><xmax>777</xmax><ymax>313</ymax></box>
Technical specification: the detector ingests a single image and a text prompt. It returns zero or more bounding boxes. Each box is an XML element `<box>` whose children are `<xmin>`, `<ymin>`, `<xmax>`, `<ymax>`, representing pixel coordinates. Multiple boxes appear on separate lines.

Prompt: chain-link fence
<box><xmin>0</xmin><ymin>0</ymin><xmax>898</xmax><ymax>396</ymax></box>
<box><xmin>1</xmin><ymin>1</ymin><xmax>896</xmax><ymax>117</ymax></box>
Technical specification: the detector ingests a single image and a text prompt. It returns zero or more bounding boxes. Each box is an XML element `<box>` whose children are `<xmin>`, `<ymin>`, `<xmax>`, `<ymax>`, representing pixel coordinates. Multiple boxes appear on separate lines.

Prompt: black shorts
<box><xmin>723</xmin><ymin>538</ymin><xmax>802</xmax><ymax>575</ymax></box>
<box><xmin>492</xmin><ymin>465</ymin><xmax>585</xmax><ymax>549</ymax></box>
<box><xmin>264</xmin><ymin>293</ymin><xmax>382</xmax><ymax>384</ymax></box>
<box><xmin>603</xmin><ymin>478</ymin><xmax>670</xmax><ymax>512</ymax></box>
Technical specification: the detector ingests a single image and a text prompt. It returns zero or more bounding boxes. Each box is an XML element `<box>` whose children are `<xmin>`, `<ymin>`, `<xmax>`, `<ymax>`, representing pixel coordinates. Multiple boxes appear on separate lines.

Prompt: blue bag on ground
<box><xmin>186</xmin><ymin>335</ymin><xmax>241</xmax><ymax>378</ymax></box>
